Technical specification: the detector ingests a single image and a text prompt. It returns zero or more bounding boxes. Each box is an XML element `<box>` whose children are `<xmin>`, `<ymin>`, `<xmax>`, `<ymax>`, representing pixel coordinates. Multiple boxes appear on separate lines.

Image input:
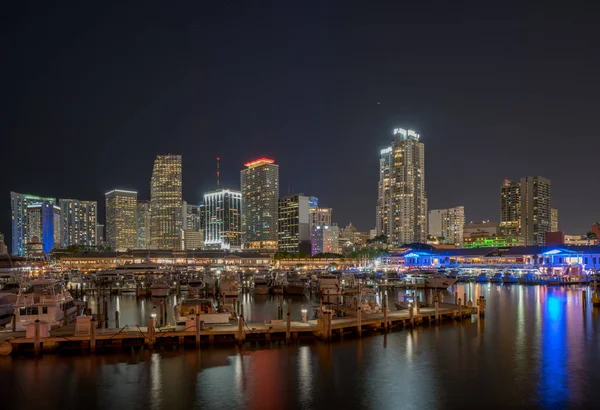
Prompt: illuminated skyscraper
<box><xmin>428</xmin><ymin>206</ymin><xmax>465</xmax><ymax>246</ymax></box>
<box><xmin>550</xmin><ymin>208</ymin><xmax>559</xmax><ymax>232</ymax></box>
<box><xmin>27</xmin><ymin>202</ymin><xmax>61</xmax><ymax>254</ymax></box>
<box><xmin>150</xmin><ymin>154</ymin><xmax>183</xmax><ymax>250</ymax></box>
<box><xmin>378</xmin><ymin>128</ymin><xmax>427</xmax><ymax>246</ymax></box>
<box><xmin>311</xmin><ymin>224</ymin><xmax>340</xmax><ymax>255</ymax></box>
<box><xmin>309</xmin><ymin>207</ymin><xmax>332</xmax><ymax>228</ymax></box>
<box><xmin>241</xmin><ymin>158</ymin><xmax>279</xmax><ymax>249</ymax></box>
<box><xmin>59</xmin><ymin>199</ymin><xmax>97</xmax><ymax>248</ymax></box>
<box><xmin>278</xmin><ymin>194</ymin><xmax>312</xmax><ymax>254</ymax></box>
<box><xmin>137</xmin><ymin>201</ymin><xmax>151</xmax><ymax>249</ymax></box>
<box><xmin>10</xmin><ymin>192</ymin><xmax>56</xmax><ymax>256</ymax></box>
<box><xmin>204</xmin><ymin>189</ymin><xmax>242</xmax><ymax>249</ymax></box>
<box><xmin>500</xmin><ymin>179</ymin><xmax>522</xmax><ymax>241</ymax></box>
<box><xmin>105</xmin><ymin>189</ymin><xmax>138</xmax><ymax>252</ymax></box>
<box><xmin>182</xmin><ymin>201</ymin><xmax>202</xmax><ymax>231</ymax></box>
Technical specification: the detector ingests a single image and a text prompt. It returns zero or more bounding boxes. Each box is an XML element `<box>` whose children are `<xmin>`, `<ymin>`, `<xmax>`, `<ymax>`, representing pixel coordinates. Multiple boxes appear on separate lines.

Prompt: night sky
<box><xmin>2</xmin><ymin>2</ymin><xmax>599</xmax><ymax>252</ymax></box>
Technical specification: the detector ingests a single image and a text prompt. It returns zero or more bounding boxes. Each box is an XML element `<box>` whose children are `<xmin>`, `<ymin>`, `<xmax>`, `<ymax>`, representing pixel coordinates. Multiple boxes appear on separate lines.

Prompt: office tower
<box><xmin>521</xmin><ymin>176</ymin><xmax>551</xmax><ymax>246</ymax></box>
<box><xmin>278</xmin><ymin>194</ymin><xmax>311</xmax><ymax>254</ymax></box>
<box><xmin>150</xmin><ymin>154</ymin><xmax>183</xmax><ymax>250</ymax></box>
<box><xmin>311</xmin><ymin>224</ymin><xmax>340</xmax><ymax>255</ymax></box>
<box><xmin>105</xmin><ymin>189</ymin><xmax>138</xmax><ymax>252</ymax></box>
<box><xmin>10</xmin><ymin>192</ymin><xmax>56</xmax><ymax>256</ymax></box>
<box><xmin>378</xmin><ymin>128</ymin><xmax>427</xmax><ymax>246</ymax></box>
<box><xmin>96</xmin><ymin>224</ymin><xmax>105</xmax><ymax>247</ymax></box>
<box><xmin>182</xmin><ymin>201</ymin><xmax>202</xmax><ymax>231</ymax></box>
<box><xmin>550</xmin><ymin>208</ymin><xmax>559</xmax><ymax>232</ymax></box>
<box><xmin>428</xmin><ymin>206</ymin><xmax>465</xmax><ymax>246</ymax></box>
<box><xmin>376</xmin><ymin>146</ymin><xmax>393</xmax><ymax>237</ymax></box>
<box><xmin>180</xmin><ymin>229</ymin><xmax>204</xmax><ymax>250</ymax></box>
<box><xmin>203</xmin><ymin>189</ymin><xmax>242</xmax><ymax>249</ymax></box>
<box><xmin>500</xmin><ymin>179</ymin><xmax>522</xmax><ymax>241</ymax></box>
<box><xmin>500</xmin><ymin>177</ymin><xmax>551</xmax><ymax>246</ymax></box>
<box><xmin>240</xmin><ymin>158</ymin><xmax>279</xmax><ymax>249</ymax></box>
<box><xmin>309</xmin><ymin>207</ymin><xmax>332</xmax><ymax>228</ymax></box>
<box><xmin>137</xmin><ymin>201</ymin><xmax>151</xmax><ymax>249</ymax></box>
<box><xmin>27</xmin><ymin>202</ymin><xmax>61</xmax><ymax>254</ymax></box>
<box><xmin>59</xmin><ymin>199</ymin><xmax>97</xmax><ymax>248</ymax></box>
<box><xmin>0</xmin><ymin>233</ymin><xmax>7</xmax><ymax>255</ymax></box>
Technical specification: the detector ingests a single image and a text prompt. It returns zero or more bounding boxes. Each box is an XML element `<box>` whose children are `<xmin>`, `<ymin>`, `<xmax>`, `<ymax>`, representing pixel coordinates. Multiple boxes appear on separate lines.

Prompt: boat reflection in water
<box><xmin>1</xmin><ymin>284</ymin><xmax>599</xmax><ymax>409</ymax></box>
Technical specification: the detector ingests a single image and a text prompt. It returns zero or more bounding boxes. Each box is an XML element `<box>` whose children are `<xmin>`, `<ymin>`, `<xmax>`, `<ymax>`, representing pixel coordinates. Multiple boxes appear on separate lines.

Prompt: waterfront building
<box><xmin>150</xmin><ymin>154</ymin><xmax>183</xmax><ymax>250</ymax></box>
<box><xmin>463</xmin><ymin>221</ymin><xmax>500</xmax><ymax>237</ymax></box>
<box><xmin>240</xmin><ymin>158</ymin><xmax>279</xmax><ymax>250</ymax></box>
<box><xmin>463</xmin><ymin>233</ymin><xmax>518</xmax><ymax>248</ymax></box>
<box><xmin>550</xmin><ymin>208</ymin><xmax>559</xmax><ymax>232</ymax></box>
<box><xmin>377</xmin><ymin>128</ymin><xmax>427</xmax><ymax>246</ymax></box>
<box><xmin>59</xmin><ymin>199</ymin><xmax>97</xmax><ymax>248</ymax></box>
<box><xmin>203</xmin><ymin>189</ymin><xmax>242</xmax><ymax>250</ymax></box>
<box><xmin>311</xmin><ymin>224</ymin><xmax>340</xmax><ymax>255</ymax></box>
<box><xmin>95</xmin><ymin>224</ymin><xmax>105</xmax><ymax>247</ymax></box>
<box><xmin>182</xmin><ymin>201</ymin><xmax>202</xmax><ymax>231</ymax></box>
<box><xmin>105</xmin><ymin>189</ymin><xmax>138</xmax><ymax>252</ymax></box>
<box><xmin>309</xmin><ymin>207</ymin><xmax>332</xmax><ymax>228</ymax></box>
<box><xmin>428</xmin><ymin>206</ymin><xmax>465</xmax><ymax>246</ymax></box>
<box><xmin>278</xmin><ymin>194</ymin><xmax>312</xmax><ymax>254</ymax></box>
<box><xmin>27</xmin><ymin>202</ymin><xmax>61</xmax><ymax>254</ymax></box>
<box><xmin>180</xmin><ymin>229</ymin><xmax>204</xmax><ymax>250</ymax></box>
<box><xmin>10</xmin><ymin>192</ymin><xmax>56</xmax><ymax>256</ymax></box>
<box><xmin>137</xmin><ymin>201</ymin><xmax>151</xmax><ymax>249</ymax></box>
<box><xmin>0</xmin><ymin>233</ymin><xmax>8</xmax><ymax>255</ymax></box>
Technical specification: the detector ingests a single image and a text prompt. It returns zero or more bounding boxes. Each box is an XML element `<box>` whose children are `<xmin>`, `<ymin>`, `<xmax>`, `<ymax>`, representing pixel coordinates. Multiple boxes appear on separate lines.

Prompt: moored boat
<box><xmin>174</xmin><ymin>298</ymin><xmax>232</xmax><ymax>325</ymax></box>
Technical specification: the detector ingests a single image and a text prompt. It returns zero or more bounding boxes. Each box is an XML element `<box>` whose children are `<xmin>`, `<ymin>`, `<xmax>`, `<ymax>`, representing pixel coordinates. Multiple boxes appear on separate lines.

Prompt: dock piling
<box><xmin>195</xmin><ymin>314</ymin><xmax>200</xmax><ymax>347</ymax></box>
<box><xmin>435</xmin><ymin>300</ymin><xmax>439</xmax><ymax>323</ymax></box>
<box><xmin>583</xmin><ymin>290</ymin><xmax>587</xmax><ymax>310</ymax></box>
<box><xmin>90</xmin><ymin>318</ymin><xmax>96</xmax><ymax>353</ymax></box>
<box><xmin>286</xmin><ymin>299</ymin><xmax>292</xmax><ymax>344</ymax></box>
<box><xmin>34</xmin><ymin>319</ymin><xmax>41</xmax><ymax>357</ymax></box>
<box><xmin>463</xmin><ymin>293</ymin><xmax>467</xmax><ymax>307</ymax></box>
<box><xmin>115</xmin><ymin>311</ymin><xmax>120</xmax><ymax>329</ymax></box>
<box><xmin>357</xmin><ymin>306</ymin><xmax>362</xmax><ymax>337</ymax></box>
<box><xmin>148</xmin><ymin>315</ymin><xmax>156</xmax><ymax>349</ymax></box>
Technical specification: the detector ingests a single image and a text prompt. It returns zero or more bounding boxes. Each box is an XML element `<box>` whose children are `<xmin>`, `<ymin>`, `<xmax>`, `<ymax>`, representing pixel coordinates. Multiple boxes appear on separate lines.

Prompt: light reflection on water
<box><xmin>1</xmin><ymin>284</ymin><xmax>600</xmax><ymax>409</ymax></box>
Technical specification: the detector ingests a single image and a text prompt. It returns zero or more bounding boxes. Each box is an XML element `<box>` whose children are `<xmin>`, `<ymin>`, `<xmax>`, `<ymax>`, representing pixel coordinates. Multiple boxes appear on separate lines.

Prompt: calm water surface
<box><xmin>2</xmin><ymin>284</ymin><xmax>600</xmax><ymax>410</ymax></box>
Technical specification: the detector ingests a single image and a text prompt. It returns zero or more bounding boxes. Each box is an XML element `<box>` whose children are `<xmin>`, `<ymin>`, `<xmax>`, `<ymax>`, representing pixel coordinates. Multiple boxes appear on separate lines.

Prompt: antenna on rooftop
<box><xmin>216</xmin><ymin>156</ymin><xmax>220</xmax><ymax>190</ymax></box>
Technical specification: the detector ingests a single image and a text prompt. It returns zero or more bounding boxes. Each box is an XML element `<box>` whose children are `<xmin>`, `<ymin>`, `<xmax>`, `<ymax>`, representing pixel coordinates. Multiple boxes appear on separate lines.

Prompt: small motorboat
<box><xmin>475</xmin><ymin>273</ymin><xmax>489</xmax><ymax>283</ymax></box>
<box><xmin>502</xmin><ymin>272</ymin><xmax>519</xmax><ymax>284</ymax></box>
<box><xmin>490</xmin><ymin>272</ymin><xmax>503</xmax><ymax>283</ymax></box>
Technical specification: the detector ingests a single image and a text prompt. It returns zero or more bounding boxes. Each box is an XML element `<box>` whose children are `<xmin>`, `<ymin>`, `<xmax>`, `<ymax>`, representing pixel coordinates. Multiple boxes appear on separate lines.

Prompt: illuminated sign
<box><xmin>393</xmin><ymin>128</ymin><xmax>407</xmax><ymax>137</ymax></box>
<box><xmin>407</xmin><ymin>130</ymin><xmax>419</xmax><ymax>138</ymax></box>
<box><xmin>244</xmin><ymin>158</ymin><xmax>275</xmax><ymax>168</ymax></box>
<box><xmin>380</xmin><ymin>147</ymin><xmax>392</xmax><ymax>155</ymax></box>
<box><xmin>393</xmin><ymin>128</ymin><xmax>419</xmax><ymax>139</ymax></box>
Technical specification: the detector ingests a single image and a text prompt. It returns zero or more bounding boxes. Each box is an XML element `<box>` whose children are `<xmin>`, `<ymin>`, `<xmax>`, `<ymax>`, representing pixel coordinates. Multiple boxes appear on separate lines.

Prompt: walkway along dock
<box><xmin>0</xmin><ymin>297</ymin><xmax>486</xmax><ymax>356</ymax></box>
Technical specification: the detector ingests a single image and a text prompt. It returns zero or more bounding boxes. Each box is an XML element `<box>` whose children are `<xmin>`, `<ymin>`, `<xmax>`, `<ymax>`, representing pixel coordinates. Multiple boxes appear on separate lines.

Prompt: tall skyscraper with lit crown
<box><xmin>241</xmin><ymin>158</ymin><xmax>279</xmax><ymax>249</ymax></box>
<box><xmin>150</xmin><ymin>154</ymin><xmax>183</xmax><ymax>249</ymax></box>
<box><xmin>377</xmin><ymin>128</ymin><xmax>427</xmax><ymax>246</ymax></box>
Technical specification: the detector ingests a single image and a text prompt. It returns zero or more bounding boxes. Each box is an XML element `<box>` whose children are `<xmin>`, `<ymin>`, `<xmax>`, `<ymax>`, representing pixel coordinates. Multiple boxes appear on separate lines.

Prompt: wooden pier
<box><xmin>0</xmin><ymin>300</ymin><xmax>483</xmax><ymax>356</ymax></box>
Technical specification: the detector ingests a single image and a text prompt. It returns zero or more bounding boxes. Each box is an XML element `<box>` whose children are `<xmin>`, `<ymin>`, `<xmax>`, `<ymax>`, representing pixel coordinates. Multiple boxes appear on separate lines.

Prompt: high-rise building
<box><xmin>10</xmin><ymin>192</ymin><xmax>56</xmax><ymax>256</ymax></box>
<box><xmin>0</xmin><ymin>233</ymin><xmax>7</xmax><ymax>255</ymax></box>
<box><xmin>309</xmin><ymin>207</ymin><xmax>332</xmax><ymax>228</ymax></box>
<box><xmin>137</xmin><ymin>201</ymin><xmax>151</xmax><ymax>249</ymax></box>
<box><xmin>27</xmin><ymin>202</ymin><xmax>61</xmax><ymax>254</ymax></box>
<box><xmin>428</xmin><ymin>206</ymin><xmax>465</xmax><ymax>246</ymax></box>
<box><xmin>182</xmin><ymin>201</ymin><xmax>202</xmax><ymax>231</ymax></box>
<box><xmin>59</xmin><ymin>199</ymin><xmax>97</xmax><ymax>248</ymax></box>
<box><xmin>96</xmin><ymin>224</ymin><xmax>105</xmax><ymax>247</ymax></box>
<box><xmin>550</xmin><ymin>208</ymin><xmax>559</xmax><ymax>232</ymax></box>
<box><xmin>241</xmin><ymin>158</ymin><xmax>279</xmax><ymax>250</ymax></box>
<box><xmin>180</xmin><ymin>229</ymin><xmax>204</xmax><ymax>250</ymax></box>
<box><xmin>311</xmin><ymin>224</ymin><xmax>340</xmax><ymax>255</ymax></box>
<box><xmin>105</xmin><ymin>189</ymin><xmax>137</xmax><ymax>252</ymax></box>
<box><xmin>377</xmin><ymin>128</ymin><xmax>427</xmax><ymax>246</ymax></box>
<box><xmin>376</xmin><ymin>146</ymin><xmax>393</xmax><ymax>237</ymax></box>
<box><xmin>203</xmin><ymin>189</ymin><xmax>242</xmax><ymax>249</ymax></box>
<box><xmin>150</xmin><ymin>154</ymin><xmax>183</xmax><ymax>250</ymax></box>
<box><xmin>521</xmin><ymin>176</ymin><xmax>551</xmax><ymax>246</ymax></box>
<box><xmin>278</xmin><ymin>194</ymin><xmax>311</xmax><ymax>254</ymax></box>
<box><xmin>500</xmin><ymin>177</ymin><xmax>551</xmax><ymax>246</ymax></box>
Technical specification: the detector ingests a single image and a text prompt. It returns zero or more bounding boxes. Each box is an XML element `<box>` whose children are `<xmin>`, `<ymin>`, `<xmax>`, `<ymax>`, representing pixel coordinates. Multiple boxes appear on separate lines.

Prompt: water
<box><xmin>2</xmin><ymin>284</ymin><xmax>600</xmax><ymax>409</ymax></box>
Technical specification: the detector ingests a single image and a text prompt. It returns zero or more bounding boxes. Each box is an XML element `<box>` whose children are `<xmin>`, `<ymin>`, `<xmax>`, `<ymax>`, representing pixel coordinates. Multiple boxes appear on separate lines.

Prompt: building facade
<box><xmin>550</xmin><ymin>208</ymin><xmax>559</xmax><ymax>232</ymax></box>
<box><xmin>182</xmin><ymin>201</ymin><xmax>202</xmax><ymax>231</ymax></box>
<box><xmin>59</xmin><ymin>199</ymin><xmax>97</xmax><ymax>248</ymax></box>
<box><xmin>428</xmin><ymin>206</ymin><xmax>465</xmax><ymax>246</ymax></box>
<box><xmin>105</xmin><ymin>189</ymin><xmax>138</xmax><ymax>252</ymax></box>
<box><xmin>311</xmin><ymin>224</ymin><xmax>340</xmax><ymax>255</ymax></box>
<box><xmin>378</xmin><ymin>128</ymin><xmax>427</xmax><ymax>246</ymax></box>
<box><xmin>137</xmin><ymin>201</ymin><xmax>151</xmax><ymax>249</ymax></box>
<box><xmin>521</xmin><ymin>176</ymin><xmax>552</xmax><ymax>246</ymax></box>
<box><xmin>180</xmin><ymin>229</ymin><xmax>204</xmax><ymax>250</ymax></box>
<box><xmin>278</xmin><ymin>194</ymin><xmax>311</xmax><ymax>254</ymax></box>
<box><xmin>150</xmin><ymin>154</ymin><xmax>183</xmax><ymax>250</ymax></box>
<box><xmin>27</xmin><ymin>203</ymin><xmax>61</xmax><ymax>254</ymax></box>
<box><xmin>240</xmin><ymin>158</ymin><xmax>279</xmax><ymax>249</ymax></box>
<box><xmin>96</xmin><ymin>224</ymin><xmax>105</xmax><ymax>247</ymax></box>
<box><xmin>203</xmin><ymin>189</ymin><xmax>242</xmax><ymax>249</ymax></box>
<box><xmin>500</xmin><ymin>179</ymin><xmax>522</xmax><ymax>241</ymax></box>
<box><xmin>0</xmin><ymin>233</ymin><xmax>7</xmax><ymax>255</ymax></box>
<box><xmin>10</xmin><ymin>192</ymin><xmax>56</xmax><ymax>256</ymax></box>
<box><xmin>309</xmin><ymin>207</ymin><xmax>332</xmax><ymax>228</ymax></box>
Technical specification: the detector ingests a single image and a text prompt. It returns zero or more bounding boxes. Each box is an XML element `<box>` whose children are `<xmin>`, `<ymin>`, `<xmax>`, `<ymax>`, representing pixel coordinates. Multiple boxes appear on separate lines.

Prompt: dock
<box><xmin>0</xmin><ymin>300</ymin><xmax>483</xmax><ymax>356</ymax></box>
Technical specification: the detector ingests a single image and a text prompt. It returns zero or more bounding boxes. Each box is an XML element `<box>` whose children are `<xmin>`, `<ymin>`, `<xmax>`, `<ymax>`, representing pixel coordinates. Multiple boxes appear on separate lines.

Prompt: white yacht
<box><xmin>12</xmin><ymin>279</ymin><xmax>79</xmax><ymax>331</ymax></box>
<box><xmin>174</xmin><ymin>298</ymin><xmax>232</xmax><ymax>325</ymax></box>
<box><xmin>219</xmin><ymin>274</ymin><xmax>239</xmax><ymax>297</ymax></box>
<box><xmin>319</xmin><ymin>275</ymin><xmax>341</xmax><ymax>296</ymax></box>
<box><xmin>253</xmin><ymin>276</ymin><xmax>271</xmax><ymax>295</ymax></box>
<box><xmin>187</xmin><ymin>279</ymin><xmax>204</xmax><ymax>297</ymax></box>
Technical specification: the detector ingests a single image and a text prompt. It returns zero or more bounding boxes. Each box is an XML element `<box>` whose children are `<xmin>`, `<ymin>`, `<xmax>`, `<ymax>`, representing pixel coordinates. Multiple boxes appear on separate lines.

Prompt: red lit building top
<box><xmin>243</xmin><ymin>158</ymin><xmax>275</xmax><ymax>168</ymax></box>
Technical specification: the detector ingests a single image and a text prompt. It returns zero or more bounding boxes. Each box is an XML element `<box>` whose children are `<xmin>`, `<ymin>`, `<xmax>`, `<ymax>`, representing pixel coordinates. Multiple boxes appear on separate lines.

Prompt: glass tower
<box><xmin>150</xmin><ymin>154</ymin><xmax>183</xmax><ymax>250</ymax></box>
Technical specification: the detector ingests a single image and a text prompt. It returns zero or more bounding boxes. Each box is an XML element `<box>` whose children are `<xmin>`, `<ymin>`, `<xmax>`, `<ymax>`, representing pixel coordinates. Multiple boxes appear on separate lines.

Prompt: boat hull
<box><xmin>284</xmin><ymin>286</ymin><xmax>306</xmax><ymax>295</ymax></box>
